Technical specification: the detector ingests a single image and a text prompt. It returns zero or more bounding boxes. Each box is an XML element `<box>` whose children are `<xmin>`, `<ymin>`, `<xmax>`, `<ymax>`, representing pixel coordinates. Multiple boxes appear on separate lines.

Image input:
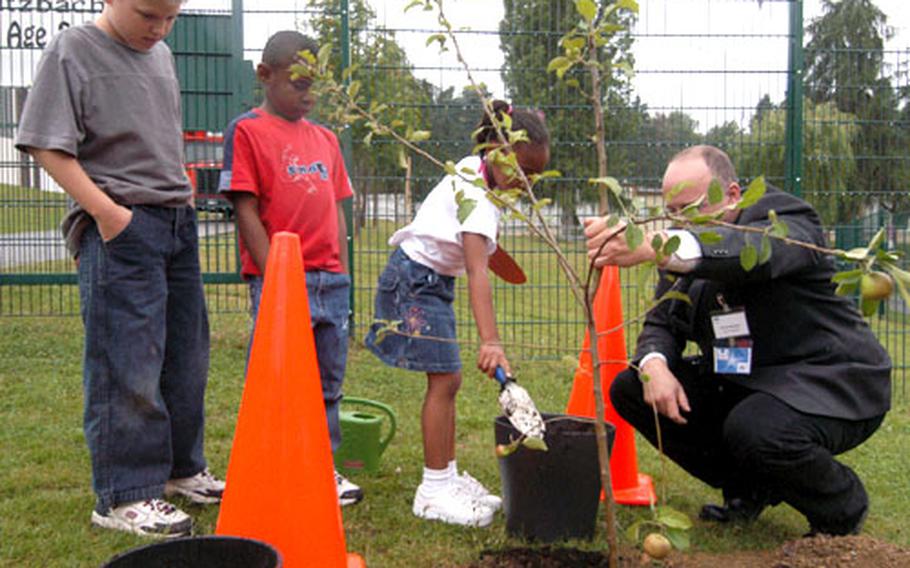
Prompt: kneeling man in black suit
<box><xmin>584</xmin><ymin>144</ymin><xmax>891</xmax><ymax>536</ymax></box>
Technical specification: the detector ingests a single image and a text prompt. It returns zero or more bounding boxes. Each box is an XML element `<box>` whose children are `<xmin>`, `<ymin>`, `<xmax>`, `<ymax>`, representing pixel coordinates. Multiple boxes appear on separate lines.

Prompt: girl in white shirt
<box><xmin>365</xmin><ymin>100</ymin><xmax>550</xmax><ymax>527</ymax></box>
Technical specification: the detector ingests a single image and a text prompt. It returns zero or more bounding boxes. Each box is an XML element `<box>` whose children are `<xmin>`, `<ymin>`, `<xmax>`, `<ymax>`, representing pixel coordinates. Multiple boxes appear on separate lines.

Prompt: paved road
<box><xmin>0</xmin><ymin>221</ymin><xmax>235</xmax><ymax>271</ymax></box>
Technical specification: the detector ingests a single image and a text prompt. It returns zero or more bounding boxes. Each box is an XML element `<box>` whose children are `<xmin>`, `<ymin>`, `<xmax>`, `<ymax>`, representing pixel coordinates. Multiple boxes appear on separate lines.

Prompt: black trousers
<box><xmin>610</xmin><ymin>360</ymin><xmax>885</xmax><ymax>533</ymax></box>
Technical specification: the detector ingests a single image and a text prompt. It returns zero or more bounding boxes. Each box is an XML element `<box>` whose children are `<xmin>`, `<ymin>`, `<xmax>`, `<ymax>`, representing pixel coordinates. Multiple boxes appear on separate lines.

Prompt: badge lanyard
<box><xmin>711</xmin><ymin>293</ymin><xmax>753</xmax><ymax>375</ymax></box>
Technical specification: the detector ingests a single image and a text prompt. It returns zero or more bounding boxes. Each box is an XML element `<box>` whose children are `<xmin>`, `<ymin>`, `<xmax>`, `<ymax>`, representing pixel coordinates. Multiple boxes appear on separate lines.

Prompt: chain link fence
<box><xmin>0</xmin><ymin>0</ymin><xmax>906</xmax><ymax>389</ymax></box>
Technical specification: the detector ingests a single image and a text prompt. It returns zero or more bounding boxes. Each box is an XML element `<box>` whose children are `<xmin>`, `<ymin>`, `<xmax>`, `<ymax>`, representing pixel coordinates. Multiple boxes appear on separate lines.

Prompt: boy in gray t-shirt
<box><xmin>15</xmin><ymin>0</ymin><xmax>223</xmax><ymax>538</ymax></box>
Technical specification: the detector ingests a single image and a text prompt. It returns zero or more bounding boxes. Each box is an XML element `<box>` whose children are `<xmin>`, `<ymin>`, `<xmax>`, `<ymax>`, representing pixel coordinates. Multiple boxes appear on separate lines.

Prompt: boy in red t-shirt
<box><xmin>219</xmin><ymin>31</ymin><xmax>361</xmax><ymax>506</ymax></box>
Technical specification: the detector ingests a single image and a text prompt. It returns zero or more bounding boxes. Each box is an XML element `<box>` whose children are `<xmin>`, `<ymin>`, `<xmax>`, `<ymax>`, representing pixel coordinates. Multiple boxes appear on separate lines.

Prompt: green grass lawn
<box><xmin>0</xmin><ymin>184</ymin><xmax>67</xmax><ymax>234</ymax></box>
<box><xmin>1</xmin><ymin>314</ymin><xmax>908</xmax><ymax>567</ymax></box>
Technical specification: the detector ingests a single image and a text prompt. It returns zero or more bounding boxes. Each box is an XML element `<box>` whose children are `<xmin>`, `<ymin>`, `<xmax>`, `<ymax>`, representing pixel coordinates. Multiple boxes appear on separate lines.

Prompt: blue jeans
<box><xmin>78</xmin><ymin>205</ymin><xmax>210</xmax><ymax>513</ymax></box>
<box><xmin>248</xmin><ymin>270</ymin><xmax>350</xmax><ymax>452</ymax></box>
<box><xmin>364</xmin><ymin>248</ymin><xmax>460</xmax><ymax>373</ymax></box>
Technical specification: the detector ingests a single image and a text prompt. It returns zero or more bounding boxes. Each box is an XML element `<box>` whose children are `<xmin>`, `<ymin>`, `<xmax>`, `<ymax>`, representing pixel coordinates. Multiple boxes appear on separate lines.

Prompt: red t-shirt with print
<box><xmin>220</xmin><ymin>108</ymin><xmax>353</xmax><ymax>276</ymax></box>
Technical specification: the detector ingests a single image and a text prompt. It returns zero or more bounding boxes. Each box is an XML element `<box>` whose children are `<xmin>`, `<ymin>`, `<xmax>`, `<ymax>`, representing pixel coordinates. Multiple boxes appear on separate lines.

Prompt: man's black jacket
<box><xmin>635</xmin><ymin>185</ymin><xmax>891</xmax><ymax>420</ymax></box>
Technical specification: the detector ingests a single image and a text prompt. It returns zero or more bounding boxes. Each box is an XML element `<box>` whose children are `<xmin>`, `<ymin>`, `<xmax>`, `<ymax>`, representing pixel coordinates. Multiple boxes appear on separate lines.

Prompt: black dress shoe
<box><xmin>699</xmin><ymin>497</ymin><xmax>766</xmax><ymax>524</ymax></box>
<box><xmin>804</xmin><ymin>505</ymin><xmax>868</xmax><ymax>537</ymax></box>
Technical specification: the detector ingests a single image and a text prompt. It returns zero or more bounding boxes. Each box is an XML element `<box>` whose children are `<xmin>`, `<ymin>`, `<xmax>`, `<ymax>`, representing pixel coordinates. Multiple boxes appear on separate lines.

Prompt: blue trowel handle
<box><xmin>494</xmin><ymin>366</ymin><xmax>510</xmax><ymax>387</ymax></box>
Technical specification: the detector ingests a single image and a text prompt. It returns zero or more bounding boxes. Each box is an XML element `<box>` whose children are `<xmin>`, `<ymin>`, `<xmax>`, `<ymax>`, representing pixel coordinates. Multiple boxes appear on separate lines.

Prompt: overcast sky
<box><xmin>10</xmin><ymin>0</ymin><xmax>901</xmax><ymax>132</ymax></box>
<box><xmin>367</xmin><ymin>0</ymin><xmax>910</xmax><ymax>132</ymax></box>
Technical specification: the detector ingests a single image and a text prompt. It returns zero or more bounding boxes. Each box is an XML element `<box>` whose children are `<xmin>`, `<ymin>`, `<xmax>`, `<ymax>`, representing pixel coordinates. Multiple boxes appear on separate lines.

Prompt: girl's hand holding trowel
<box><xmin>478</xmin><ymin>340</ymin><xmax>511</xmax><ymax>377</ymax></box>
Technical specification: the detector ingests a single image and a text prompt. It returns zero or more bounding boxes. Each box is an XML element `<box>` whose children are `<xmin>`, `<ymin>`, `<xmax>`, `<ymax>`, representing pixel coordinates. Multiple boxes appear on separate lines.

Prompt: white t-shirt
<box><xmin>390</xmin><ymin>155</ymin><xmax>500</xmax><ymax>276</ymax></box>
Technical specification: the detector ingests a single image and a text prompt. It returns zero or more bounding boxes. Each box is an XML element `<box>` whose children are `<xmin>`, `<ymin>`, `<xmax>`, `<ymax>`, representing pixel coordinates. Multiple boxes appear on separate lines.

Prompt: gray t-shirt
<box><xmin>15</xmin><ymin>22</ymin><xmax>191</xmax><ymax>255</ymax></box>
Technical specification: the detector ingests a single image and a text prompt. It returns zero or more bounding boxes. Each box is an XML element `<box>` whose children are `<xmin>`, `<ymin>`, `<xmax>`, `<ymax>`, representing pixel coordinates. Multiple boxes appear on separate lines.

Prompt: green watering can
<box><xmin>335</xmin><ymin>397</ymin><xmax>397</xmax><ymax>474</ymax></box>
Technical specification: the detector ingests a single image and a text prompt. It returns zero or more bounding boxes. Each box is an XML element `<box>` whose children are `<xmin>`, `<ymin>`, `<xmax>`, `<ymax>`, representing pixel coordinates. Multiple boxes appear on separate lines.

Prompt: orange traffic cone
<box><xmin>566</xmin><ymin>265</ymin><xmax>656</xmax><ymax>506</ymax></box>
<box><xmin>215</xmin><ymin>232</ymin><xmax>365</xmax><ymax>567</ymax></box>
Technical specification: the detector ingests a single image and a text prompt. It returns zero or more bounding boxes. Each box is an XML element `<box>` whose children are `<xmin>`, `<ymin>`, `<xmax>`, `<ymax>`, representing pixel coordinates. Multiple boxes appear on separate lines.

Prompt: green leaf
<box><xmin>606</xmin><ymin>215</ymin><xmax>621</xmax><ymax>228</ymax></box>
<box><xmin>547</xmin><ymin>56</ymin><xmax>572</xmax><ymax>74</ymax></box>
<box><xmin>407</xmin><ymin>130</ymin><xmax>431</xmax><ymax>142</ymax></box>
<box><xmin>835</xmin><ymin>281</ymin><xmax>859</xmax><ymax>296</ymax></box>
<box><xmin>457</xmin><ymin>198</ymin><xmax>477</xmax><ymax>224</ymax></box>
<box><xmin>574</xmin><ymin>0</ymin><xmax>597</xmax><ymax>23</ymax></box>
<box><xmin>737</xmin><ymin>175</ymin><xmax>767</xmax><ymax>209</ymax></box>
<box><xmin>425</xmin><ymin>33</ymin><xmax>446</xmax><ymax>48</ymax></box>
<box><xmin>841</xmin><ymin>247</ymin><xmax>870</xmax><ymax>262</ymax></box>
<box><xmin>397</xmin><ymin>148</ymin><xmax>408</xmax><ymax>170</ymax></box>
<box><xmin>657</xmin><ymin>290</ymin><xmax>692</xmax><ymax>305</ymax></box>
<box><xmin>680</xmin><ymin>195</ymin><xmax>706</xmax><ymax>217</ymax></box>
<box><xmin>759</xmin><ymin>234</ymin><xmax>772</xmax><ymax>265</ymax></box>
<box><xmin>740</xmin><ymin>244</ymin><xmax>758</xmax><ymax>271</ymax></box>
<box><xmin>625</xmin><ymin>223</ymin><xmax>644</xmax><ymax>252</ymax></box>
<box><xmin>707</xmin><ymin>179</ymin><xmax>724</xmax><ymax>205</ymax></box>
<box><xmin>625</xmin><ymin>519</ymin><xmax>643</xmax><ymax>542</ymax></box>
<box><xmin>404</xmin><ymin>0</ymin><xmax>424</xmax><ymax>12</ymax></box>
<box><xmin>866</xmin><ymin>228</ymin><xmax>886</xmax><ymax>253</ymax></box>
<box><xmin>665</xmin><ymin>527</ymin><xmax>691</xmax><ymax>551</ymax></box>
<box><xmin>639</xmin><ymin>372</ymin><xmax>651</xmax><ymax>383</ymax></box>
<box><xmin>522</xmin><ymin>437</ymin><xmax>549</xmax><ymax>452</ymax></box>
<box><xmin>832</xmin><ymin>268</ymin><xmax>864</xmax><ymax>284</ymax></box>
<box><xmin>861</xmin><ymin>297</ymin><xmax>880</xmax><ymax>317</ymax></box>
<box><xmin>532</xmin><ymin>198</ymin><xmax>553</xmax><ymax>212</ymax></box>
<box><xmin>613</xmin><ymin>60</ymin><xmax>635</xmax><ymax>78</ymax></box>
<box><xmin>657</xmin><ymin>506</ymin><xmax>693</xmax><ymax>530</ymax></box>
<box><xmin>362</xmin><ymin>131</ymin><xmax>373</xmax><ymax>146</ymax></box>
<box><xmin>560</xmin><ymin>36</ymin><xmax>586</xmax><ymax>51</ymax></box>
<box><xmin>882</xmin><ymin>264</ymin><xmax>910</xmax><ymax>308</ymax></box>
<box><xmin>444</xmin><ymin>160</ymin><xmax>457</xmax><ymax>176</ymax></box>
<box><xmin>346</xmin><ymin>81</ymin><xmax>361</xmax><ymax>101</ymax></box>
<box><xmin>770</xmin><ymin>219</ymin><xmax>789</xmax><ymax>238</ymax></box>
<box><xmin>698</xmin><ymin>231</ymin><xmax>724</xmax><ymax>245</ymax></box>
<box><xmin>666</xmin><ymin>181</ymin><xmax>691</xmax><ymax>201</ymax></box>
<box><xmin>875</xmin><ymin>249</ymin><xmax>901</xmax><ymax>263</ymax></box>
<box><xmin>650</xmin><ymin>234</ymin><xmax>664</xmax><ymax>253</ymax></box>
<box><xmin>588</xmin><ymin>176</ymin><xmax>624</xmax><ymax>199</ymax></box>
<box><xmin>664</xmin><ymin>235</ymin><xmax>681</xmax><ymax>256</ymax></box>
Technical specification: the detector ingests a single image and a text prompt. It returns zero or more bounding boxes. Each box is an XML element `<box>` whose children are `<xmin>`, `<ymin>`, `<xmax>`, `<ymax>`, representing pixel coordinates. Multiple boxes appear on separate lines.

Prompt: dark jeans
<box><xmin>610</xmin><ymin>360</ymin><xmax>884</xmax><ymax>533</ymax></box>
<box><xmin>248</xmin><ymin>270</ymin><xmax>350</xmax><ymax>452</ymax></box>
<box><xmin>78</xmin><ymin>205</ymin><xmax>209</xmax><ymax>513</ymax></box>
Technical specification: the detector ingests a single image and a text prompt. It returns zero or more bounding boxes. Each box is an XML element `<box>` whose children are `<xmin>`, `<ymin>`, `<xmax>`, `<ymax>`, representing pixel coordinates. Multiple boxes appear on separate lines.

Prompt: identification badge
<box><xmin>713</xmin><ymin>338</ymin><xmax>753</xmax><ymax>375</ymax></box>
<box><xmin>711</xmin><ymin>309</ymin><xmax>750</xmax><ymax>340</ymax></box>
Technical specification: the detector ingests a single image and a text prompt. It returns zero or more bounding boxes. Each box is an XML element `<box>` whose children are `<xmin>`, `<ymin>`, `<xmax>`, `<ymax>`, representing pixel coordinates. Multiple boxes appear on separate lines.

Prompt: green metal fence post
<box><xmin>785</xmin><ymin>0</ymin><xmax>804</xmax><ymax>197</ymax></box>
<box><xmin>339</xmin><ymin>0</ymin><xmax>356</xmax><ymax>325</ymax></box>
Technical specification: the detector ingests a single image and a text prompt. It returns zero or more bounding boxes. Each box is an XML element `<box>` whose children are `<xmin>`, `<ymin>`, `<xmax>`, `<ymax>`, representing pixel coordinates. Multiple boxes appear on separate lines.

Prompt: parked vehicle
<box><xmin>184</xmin><ymin>130</ymin><xmax>232</xmax><ymax>219</ymax></box>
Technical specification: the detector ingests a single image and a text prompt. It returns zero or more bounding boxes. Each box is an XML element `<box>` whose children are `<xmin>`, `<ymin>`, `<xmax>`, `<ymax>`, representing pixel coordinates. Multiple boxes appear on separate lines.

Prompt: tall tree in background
<box><xmin>805</xmin><ymin>0</ymin><xmax>910</xmax><ymax>221</ymax></box>
<box><xmin>734</xmin><ymin>98</ymin><xmax>858</xmax><ymax>226</ymax></box>
<box><xmin>634</xmin><ymin>110</ymin><xmax>703</xmax><ymax>187</ymax></box>
<box><xmin>500</xmin><ymin>0</ymin><xmax>640</xmax><ymax>234</ymax></box>
<box><xmin>308</xmin><ymin>0</ymin><xmax>434</xmax><ymax>229</ymax></box>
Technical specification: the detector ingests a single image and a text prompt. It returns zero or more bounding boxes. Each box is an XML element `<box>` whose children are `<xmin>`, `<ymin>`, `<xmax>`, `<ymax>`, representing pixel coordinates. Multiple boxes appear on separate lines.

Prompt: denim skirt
<box><xmin>364</xmin><ymin>247</ymin><xmax>461</xmax><ymax>373</ymax></box>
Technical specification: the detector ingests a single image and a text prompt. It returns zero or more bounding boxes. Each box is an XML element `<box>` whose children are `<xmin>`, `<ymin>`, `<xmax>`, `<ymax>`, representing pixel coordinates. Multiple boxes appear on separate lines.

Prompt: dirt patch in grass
<box><xmin>463</xmin><ymin>534</ymin><xmax>910</xmax><ymax>567</ymax></box>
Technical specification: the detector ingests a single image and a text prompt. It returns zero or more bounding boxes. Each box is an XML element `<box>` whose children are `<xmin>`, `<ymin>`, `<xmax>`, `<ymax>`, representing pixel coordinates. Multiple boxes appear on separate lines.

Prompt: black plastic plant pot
<box><xmin>103</xmin><ymin>536</ymin><xmax>281</xmax><ymax>568</ymax></box>
<box><xmin>495</xmin><ymin>413</ymin><xmax>614</xmax><ymax>543</ymax></box>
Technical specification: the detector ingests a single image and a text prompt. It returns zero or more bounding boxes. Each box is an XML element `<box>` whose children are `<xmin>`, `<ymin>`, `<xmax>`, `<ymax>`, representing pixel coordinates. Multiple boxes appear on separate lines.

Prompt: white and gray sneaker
<box><xmin>455</xmin><ymin>470</ymin><xmax>503</xmax><ymax>512</ymax></box>
<box><xmin>165</xmin><ymin>469</ymin><xmax>225</xmax><ymax>504</ymax></box>
<box><xmin>336</xmin><ymin>470</ymin><xmax>364</xmax><ymax>506</ymax></box>
<box><xmin>412</xmin><ymin>483</ymin><xmax>494</xmax><ymax>527</ymax></box>
<box><xmin>91</xmin><ymin>499</ymin><xmax>192</xmax><ymax>538</ymax></box>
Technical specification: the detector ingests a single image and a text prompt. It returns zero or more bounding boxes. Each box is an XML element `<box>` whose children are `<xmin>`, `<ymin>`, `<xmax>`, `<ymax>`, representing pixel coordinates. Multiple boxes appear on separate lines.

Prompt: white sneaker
<box><xmin>455</xmin><ymin>470</ymin><xmax>503</xmax><ymax>512</ymax></box>
<box><xmin>336</xmin><ymin>470</ymin><xmax>364</xmax><ymax>506</ymax></box>
<box><xmin>164</xmin><ymin>468</ymin><xmax>225</xmax><ymax>504</ymax></box>
<box><xmin>91</xmin><ymin>499</ymin><xmax>192</xmax><ymax>538</ymax></box>
<box><xmin>412</xmin><ymin>483</ymin><xmax>495</xmax><ymax>527</ymax></box>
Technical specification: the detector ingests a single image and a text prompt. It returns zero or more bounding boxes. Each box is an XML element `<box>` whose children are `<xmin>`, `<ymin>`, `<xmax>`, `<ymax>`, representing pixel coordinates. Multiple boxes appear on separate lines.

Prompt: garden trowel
<box><xmin>493</xmin><ymin>366</ymin><xmax>547</xmax><ymax>446</ymax></box>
